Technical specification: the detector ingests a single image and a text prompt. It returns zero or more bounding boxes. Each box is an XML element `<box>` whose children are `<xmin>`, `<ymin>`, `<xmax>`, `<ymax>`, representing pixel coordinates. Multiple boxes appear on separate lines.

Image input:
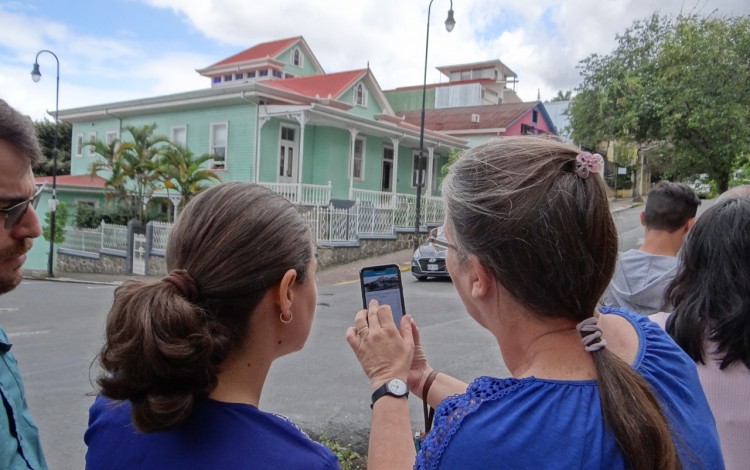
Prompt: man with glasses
<box><xmin>0</xmin><ymin>99</ymin><xmax>47</xmax><ymax>469</ymax></box>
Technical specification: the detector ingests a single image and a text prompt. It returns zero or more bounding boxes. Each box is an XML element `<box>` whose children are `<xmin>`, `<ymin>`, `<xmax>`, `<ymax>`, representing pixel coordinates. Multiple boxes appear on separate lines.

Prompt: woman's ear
<box><xmin>276</xmin><ymin>269</ymin><xmax>298</xmax><ymax>314</ymax></box>
<box><xmin>469</xmin><ymin>256</ymin><xmax>494</xmax><ymax>299</ymax></box>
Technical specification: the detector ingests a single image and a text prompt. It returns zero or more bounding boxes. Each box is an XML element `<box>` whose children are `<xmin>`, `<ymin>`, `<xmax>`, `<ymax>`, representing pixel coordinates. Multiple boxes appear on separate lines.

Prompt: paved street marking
<box><xmin>0</xmin><ymin>308</ymin><xmax>19</xmax><ymax>313</ymax></box>
<box><xmin>8</xmin><ymin>330</ymin><xmax>50</xmax><ymax>338</ymax></box>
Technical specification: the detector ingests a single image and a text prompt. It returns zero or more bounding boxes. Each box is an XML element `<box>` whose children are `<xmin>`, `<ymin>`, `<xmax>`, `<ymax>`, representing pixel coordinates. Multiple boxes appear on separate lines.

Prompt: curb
<box><xmin>25</xmin><ymin>276</ymin><xmax>122</xmax><ymax>286</ymax></box>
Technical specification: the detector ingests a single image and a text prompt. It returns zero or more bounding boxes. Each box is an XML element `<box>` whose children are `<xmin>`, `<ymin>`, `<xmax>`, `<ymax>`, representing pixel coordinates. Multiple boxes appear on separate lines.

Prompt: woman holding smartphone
<box><xmin>85</xmin><ymin>183</ymin><xmax>339</xmax><ymax>469</ymax></box>
<box><xmin>347</xmin><ymin>137</ymin><xmax>723</xmax><ymax>469</ymax></box>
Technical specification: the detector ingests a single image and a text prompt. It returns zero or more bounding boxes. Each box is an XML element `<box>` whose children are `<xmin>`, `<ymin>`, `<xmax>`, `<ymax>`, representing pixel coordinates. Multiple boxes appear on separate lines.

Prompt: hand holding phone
<box><xmin>359</xmin><ymin>264</ymin><xmax>406</xmax><ymax>318</ymax></box>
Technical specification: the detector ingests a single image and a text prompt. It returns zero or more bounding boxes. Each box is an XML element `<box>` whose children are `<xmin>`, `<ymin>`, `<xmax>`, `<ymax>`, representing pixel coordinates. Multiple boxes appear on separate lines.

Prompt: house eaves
<box><xmin>55</xmin><ymin>83</ymin><xmax>317</xmax><ymax>122</ymax></box>
<box><xmin>262</xmin><ymin>103</ymin><xmax>466</xmax><ymax>149</ymax></box>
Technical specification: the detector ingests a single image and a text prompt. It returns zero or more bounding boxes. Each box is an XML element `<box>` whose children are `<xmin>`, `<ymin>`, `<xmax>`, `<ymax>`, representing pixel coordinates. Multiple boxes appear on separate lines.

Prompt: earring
<box><xmin>280</xmin><ymin>311</ymin><xmax>293</xmax><ymax>324</ymax></box>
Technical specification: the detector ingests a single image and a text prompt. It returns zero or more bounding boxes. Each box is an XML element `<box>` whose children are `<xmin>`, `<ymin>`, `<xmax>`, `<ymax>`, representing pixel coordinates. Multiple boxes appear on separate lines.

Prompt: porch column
<box><xmin>348</xmin><ymin>128</ymin><xmax>358</xmax><ymax>200</ymax></box>
<box><xmin>293</xmin><ymin>112</ymin><xmax>308</xmax><ymax>202</ymax></box>
<box><xmin>255</xmin><ymin>116</ymin><xmax>270</xmax><ymax>183</ymax></box>
<box><xmin>390</xmin><ymin>137</ymin><xmax>401</xmax><ymax>202</ymax></box>
<box><xmin>169</xmin><ymin>195</ymin><xmax>181</xmax><ymax>221</ymax></box>
<box><xmin>426</xmin><ymin>146</ymin><xmax>435</xmax><ymax>197</ymax></box>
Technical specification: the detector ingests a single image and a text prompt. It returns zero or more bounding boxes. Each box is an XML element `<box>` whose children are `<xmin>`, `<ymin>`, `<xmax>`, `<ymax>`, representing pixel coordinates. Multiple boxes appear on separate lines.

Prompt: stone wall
<box><xmin>58</xmin><ymin>251</ymin><xmax>128</xmax><ymax>274</ymax></box>
<box><xmin>316</xmin><ymin>231</ymin><xmax>426</xmax><ymax>268</ymax></box>
<box><xmin>58</xmin><ymin>231</ymin><xmax>429</xmax><ymax>276</ymax></box>
<box><xmin>147</xmin><ymin>254</ymin><xmax>167</xmax><ymax>277</ymax></box>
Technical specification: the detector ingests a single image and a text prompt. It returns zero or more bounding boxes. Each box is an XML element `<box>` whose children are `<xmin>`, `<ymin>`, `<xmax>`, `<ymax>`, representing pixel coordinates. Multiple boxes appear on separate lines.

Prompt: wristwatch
<box><xmin>371</xmin><ymin>378</ymin><xmax>409</xmax><ymax>409</ymax></box>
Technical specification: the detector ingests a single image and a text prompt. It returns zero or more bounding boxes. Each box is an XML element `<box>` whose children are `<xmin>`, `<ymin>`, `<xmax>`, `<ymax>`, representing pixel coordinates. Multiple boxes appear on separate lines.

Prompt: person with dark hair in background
<box><xmin>602</xmin><ymin>181</ymin><xmax>700</xmax><ymax>315</ymax></box>
<box><xmin>346</xmin><ymin>137</ymin><xmax>722</xmax><ymax>469</ymax></box>
<box><xmin>0</xmin><ymin>99</ymin><xmax>47</xmax><ymax>470</ymax></box>
<box><xmin>652</xmin><ymin>195</ymin><xmax>750</xmax><ymax>470</ymax></box>
<box><xmin>85</xmin><ymin>182</ymin><xmax>340</xmax><ymax>469</ymax></box>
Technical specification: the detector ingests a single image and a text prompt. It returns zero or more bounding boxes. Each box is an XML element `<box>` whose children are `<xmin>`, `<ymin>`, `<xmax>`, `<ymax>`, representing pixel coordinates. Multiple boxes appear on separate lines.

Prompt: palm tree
<box><xmin>116</xmin><ymin>124</ymin><xmax>171</xmax><ymax>222</ymax></box>
<box><xmin>157</xmin><ymin>144</ymin><xmax>221</xmax><ymax>214</ymax></box>
<box><xmin>86</xmin><ymin>138</ymin><xmax>134</xmax><ymax>218</ymax></box>
<box><xmin>551</xmin><ymin>90</ymin><xmax>573</xmax><ymax>102</ymax></box>
<box><xmin>87</xmin><ymin>124</ymin><xmax>171</xmax><ymax>222</ymax></box>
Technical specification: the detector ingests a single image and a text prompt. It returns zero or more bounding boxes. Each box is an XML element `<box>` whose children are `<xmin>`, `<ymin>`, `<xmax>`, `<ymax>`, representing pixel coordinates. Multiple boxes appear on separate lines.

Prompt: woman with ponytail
<box><xmin>85</xmin><ymin>183</ymin><xmax>339</xmax><ymax>469</ymax></box>
<box><xmin>347</xmin><ymin>137</ymin><xmax>723</xmax><ymax>469</ymax></box>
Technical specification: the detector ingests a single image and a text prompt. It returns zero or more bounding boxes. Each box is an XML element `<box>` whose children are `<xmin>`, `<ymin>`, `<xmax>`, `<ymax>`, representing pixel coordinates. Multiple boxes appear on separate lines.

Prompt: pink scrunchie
<box><xmin>575</xmin><ymin>152</ymin><xmax>604</xmax><ymax>179</ymax></box>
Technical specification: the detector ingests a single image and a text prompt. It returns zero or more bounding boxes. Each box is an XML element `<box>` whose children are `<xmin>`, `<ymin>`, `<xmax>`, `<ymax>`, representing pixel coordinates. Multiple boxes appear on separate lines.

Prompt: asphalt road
<box><xmin>0</xmin><ymin>198</ymin><xmax>718</xmax><ymax>469</ymax></box>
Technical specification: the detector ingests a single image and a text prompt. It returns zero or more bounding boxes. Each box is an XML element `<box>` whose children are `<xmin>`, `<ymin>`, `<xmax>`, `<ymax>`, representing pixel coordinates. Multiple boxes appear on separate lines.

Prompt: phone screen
<box><xmin>360</xmin><ymin>264</ymin><xmax>406</xmax><ymax>318</ymax></box>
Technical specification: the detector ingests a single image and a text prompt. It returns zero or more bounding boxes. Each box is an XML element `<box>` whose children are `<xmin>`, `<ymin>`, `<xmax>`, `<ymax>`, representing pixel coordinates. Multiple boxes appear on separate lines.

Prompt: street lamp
<box><xmin>31</xmin><ymin>50</ymin><xmax>60</xmax><ymax>278</ymax></box>
<box><xmin>414</xmin><ymin>0</ymin><xmax>455</xmax><ymax>249</ymax></box>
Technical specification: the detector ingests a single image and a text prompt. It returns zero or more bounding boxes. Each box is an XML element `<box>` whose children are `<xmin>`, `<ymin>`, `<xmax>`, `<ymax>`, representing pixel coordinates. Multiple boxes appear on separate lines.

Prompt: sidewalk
<box><xmin>24</xmin><ymin>196</ymin><xmax>642</xmax><ymax>286</ymax></box>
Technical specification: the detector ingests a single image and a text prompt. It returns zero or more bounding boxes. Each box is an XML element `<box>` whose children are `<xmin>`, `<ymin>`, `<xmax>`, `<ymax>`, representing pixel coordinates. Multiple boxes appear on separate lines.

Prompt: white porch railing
<box><xmin>350</xmin><ymin>188</ymin><xmax>395</xmax><ymax>208</ymax></box>
<box><xmin>350</xmin><ymin>189</ymin><xmax>444</xmax><ymax>228</ymax></box>
<box><xmin>260</xmin><ymin>182</ymin><xmax>331</xmax><ymax>206</ymax></box>
<box><xmin>393</xmin><ymin>193</ymin><xmax>444</xmax><ymax>228</ymax></box>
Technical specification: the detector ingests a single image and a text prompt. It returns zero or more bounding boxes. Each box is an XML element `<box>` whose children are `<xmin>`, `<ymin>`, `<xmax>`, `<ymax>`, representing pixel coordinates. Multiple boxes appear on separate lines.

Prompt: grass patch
<box><xmin>319</xmin><ymin>435</ymin><xmax>367</xmax><ymax>470</ymax></box>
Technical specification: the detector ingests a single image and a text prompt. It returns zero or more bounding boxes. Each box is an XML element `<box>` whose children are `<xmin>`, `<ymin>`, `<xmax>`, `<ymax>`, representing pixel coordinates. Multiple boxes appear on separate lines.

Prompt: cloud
<box><xmin>2</xmin><ymin>0</ymin><xmax>749</xmax><ymax>121</ymax></box>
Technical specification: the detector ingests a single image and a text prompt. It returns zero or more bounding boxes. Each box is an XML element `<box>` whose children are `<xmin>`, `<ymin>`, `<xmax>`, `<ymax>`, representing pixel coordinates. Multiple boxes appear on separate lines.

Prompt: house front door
<box><xmin>279</xmin><ymin>125</ymin><xmax>298</xmax><ymax>184</ymax></box>
<box><xmin>381</xmin><ymin>146</ymin><xmax>394</xmax><ymax>192</ymax></box>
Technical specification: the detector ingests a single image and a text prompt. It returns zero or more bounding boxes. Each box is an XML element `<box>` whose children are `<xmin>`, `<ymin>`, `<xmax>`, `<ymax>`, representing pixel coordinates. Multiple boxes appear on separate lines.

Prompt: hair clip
<box><xmin>575</xmin><ymin>152</ymin><xmax>604</xmax><ymax>179</ymax></box>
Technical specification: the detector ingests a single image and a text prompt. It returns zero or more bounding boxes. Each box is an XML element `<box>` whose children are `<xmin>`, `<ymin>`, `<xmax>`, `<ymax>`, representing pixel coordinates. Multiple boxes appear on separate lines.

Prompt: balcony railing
<box><xmin>259</xmin><ymin>182</ymin><xmax>331</xmax><ymax>206</ymax></box>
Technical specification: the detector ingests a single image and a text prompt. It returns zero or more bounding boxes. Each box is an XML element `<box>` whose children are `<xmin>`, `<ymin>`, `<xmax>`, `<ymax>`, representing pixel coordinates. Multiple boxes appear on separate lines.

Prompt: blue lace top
<box><xmin>415</xmin><ymin>308</ymin><xmax>724</xmax><ymax>470</ymax></box>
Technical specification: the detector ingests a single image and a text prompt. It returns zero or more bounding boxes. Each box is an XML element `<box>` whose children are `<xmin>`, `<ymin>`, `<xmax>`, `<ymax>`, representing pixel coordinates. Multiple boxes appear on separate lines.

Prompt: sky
<box><xmin>1</xmin><ymin>0</ymin><xmax>748</xmax><ymax>121</ymax></box>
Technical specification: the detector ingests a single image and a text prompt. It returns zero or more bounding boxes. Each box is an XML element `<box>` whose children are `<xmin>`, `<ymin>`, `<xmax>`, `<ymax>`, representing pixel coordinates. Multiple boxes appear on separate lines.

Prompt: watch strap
<box><xmin>371</xmin><ymin>379</ymin><xmax>409</xmax><ymax>409</ymax></box>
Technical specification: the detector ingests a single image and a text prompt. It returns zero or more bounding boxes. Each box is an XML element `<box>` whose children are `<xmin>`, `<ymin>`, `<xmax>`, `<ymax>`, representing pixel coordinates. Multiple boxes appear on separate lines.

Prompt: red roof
<box><xmin>264</xmin><ymin>69</ymin><xmax>366</xmax><ymax>100</ymax></box>
<box><xmin>211</xmin><ymin>37</ymin><xmax>302</xmax><ymax>67</ymax></box>
<box><xmin>35</xmin><ymin>174</ymin><xmax>107</xmax><ymax>188</ymax></box>
<box><xmin>398</xmin><ymin>102</ymin><xmax>538</xmax><ymax>132</ymax></box>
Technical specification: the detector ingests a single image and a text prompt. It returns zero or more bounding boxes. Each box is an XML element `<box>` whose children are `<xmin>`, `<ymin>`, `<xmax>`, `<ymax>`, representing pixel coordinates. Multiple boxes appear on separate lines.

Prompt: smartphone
<box><xmin>359</xmin><ymin>264</ymin><xmax>406</xmax><ymax>318</ymax></box>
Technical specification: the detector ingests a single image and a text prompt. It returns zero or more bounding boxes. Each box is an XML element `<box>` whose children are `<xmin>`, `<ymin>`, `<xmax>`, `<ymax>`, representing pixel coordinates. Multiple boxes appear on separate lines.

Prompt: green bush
<box><xmin>318</xmin><ymin>436</ymin><xmax>366</xmax><ymax>470</ymax></box>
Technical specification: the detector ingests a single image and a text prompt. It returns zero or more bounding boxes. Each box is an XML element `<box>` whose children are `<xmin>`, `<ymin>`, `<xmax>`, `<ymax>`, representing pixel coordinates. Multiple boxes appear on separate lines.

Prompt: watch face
<box><xmin>387</xmin><ymin>379</ymin><xmax>407</xmax><ymax>395</ymax></box>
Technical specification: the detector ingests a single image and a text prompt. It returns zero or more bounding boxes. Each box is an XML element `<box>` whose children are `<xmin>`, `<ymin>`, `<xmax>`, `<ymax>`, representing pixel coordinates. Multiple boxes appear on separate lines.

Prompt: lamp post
<box><xmin>414</xmin><ymin>0</ymin><xmax>455</xmax><ymax>249</ymax></box>
<box><xmin>31</xmin><ymin>50</ymin><xmax>60</xmax><ymax>278</ymax></box>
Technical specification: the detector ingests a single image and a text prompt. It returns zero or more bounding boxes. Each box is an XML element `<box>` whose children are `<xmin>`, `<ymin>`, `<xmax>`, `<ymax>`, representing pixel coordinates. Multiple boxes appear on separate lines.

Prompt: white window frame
<box><xmin>354</xmin><ymin>82</ymin><xmax>368</xmax><ymax>107</ymax></box>
<box><xmin>351</xmin><ymin>136</ymin><xmax>365</xmax><ymax>181</ymax></box>
<box><xmin>292</xmin><ymin>47</ymin><xmax>303</xmax><ymax>67</ymax></box>
<box><xmin>411</xmin><ymin>151</ymin><xmax>426</xmax><ymax>188</ymax></box>
<box><xmin>105</xmin><ymin>131</ymin><xmax>119</xmax><ymax>146</ymax></box>
<box><xmin>75</xmin><ymin>198</ymin><xmax>99</xmax><ymax>209</ymax></box>
<box><xmin>75</xmin><ymin>133</ymin><xmax>84</xmax><ymax>158</ymax></box>
<box><xmin>87</xmin><ymin>132</ymin><xmax>97</xmax><ymax>157</ymax></box>
<box><xmin>170</xmin><ymin>125</ymin><xmax>187</xmax><ymax>147</ymax></box>
<box><xmin>209</xmin><ymin>122</ymin><xmax>228</xmax><ymax>171</ymax></box>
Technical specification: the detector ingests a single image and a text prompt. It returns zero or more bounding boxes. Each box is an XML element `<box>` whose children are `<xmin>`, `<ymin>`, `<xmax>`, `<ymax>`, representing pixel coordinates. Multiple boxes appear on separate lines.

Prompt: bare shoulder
<box><xmin>598</xmin><ymin>312</ymin><xmax>640</xmax><ymax>366</ymax></box>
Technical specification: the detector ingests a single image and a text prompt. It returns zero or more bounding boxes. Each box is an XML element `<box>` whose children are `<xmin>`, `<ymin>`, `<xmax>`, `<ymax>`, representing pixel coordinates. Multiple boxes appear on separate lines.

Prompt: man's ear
<box><xmin>276</xmin><ymin>269</ymin><xmax>298</xmax><ymax>314</ymax></box>
<box><xmin>469</xmin><ymin>256</ymin><xmax>494</xmax><ymax>299</ymax></box>
<box><xmin>684</xmin><ymin>217</ymin><xmax>696</xmax><ymax>233</ymax></box>
<box><xmin>640</xmin><ymin>211</ymin><xmax>646</xmax><ymax>227</ymax></box>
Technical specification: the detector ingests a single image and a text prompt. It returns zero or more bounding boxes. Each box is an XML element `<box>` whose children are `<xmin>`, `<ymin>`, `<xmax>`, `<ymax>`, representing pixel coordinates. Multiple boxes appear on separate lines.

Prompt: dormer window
<box><xmin>292</xmin><ymin>47</ymin><xmax>303</xmax><ymax>67</ymax></box>
<box><xmin>354</xmin><ymin>83</ymin><xmax>367</xmax><ymax>107</ymax></box>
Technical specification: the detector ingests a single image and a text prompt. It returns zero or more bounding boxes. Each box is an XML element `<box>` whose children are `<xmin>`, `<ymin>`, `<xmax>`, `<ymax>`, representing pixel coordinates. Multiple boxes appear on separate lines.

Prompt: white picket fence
<box><xmin>59</xmin><ymin>191</ymin><xmax>444</xmax><ymax>250</ymax></box>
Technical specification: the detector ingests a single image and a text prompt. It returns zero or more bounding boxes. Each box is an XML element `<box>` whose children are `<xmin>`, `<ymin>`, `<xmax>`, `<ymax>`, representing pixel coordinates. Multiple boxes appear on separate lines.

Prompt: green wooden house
<box><xmin>26</xmin><ymin>36</ymin><xmax>467</xmax><ymax>272</ymax></box>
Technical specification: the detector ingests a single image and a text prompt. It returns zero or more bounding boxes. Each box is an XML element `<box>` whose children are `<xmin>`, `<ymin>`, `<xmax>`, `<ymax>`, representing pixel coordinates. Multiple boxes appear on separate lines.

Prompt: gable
<box><xmin>198</xmin><ymin>36</ymin><xmax>325</xmax><ymax>78</ymax></box>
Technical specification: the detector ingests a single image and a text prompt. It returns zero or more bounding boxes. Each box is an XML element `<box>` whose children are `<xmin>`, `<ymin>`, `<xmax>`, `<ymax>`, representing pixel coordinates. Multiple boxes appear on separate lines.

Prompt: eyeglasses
<box><xmin>1</xmin><ymin>183</ymin><xmax>45</xmax><ymax>230</ymax></box>
<box><xmin>428</xmin><ymin>227</ymin><xmax>458</xmax><ymax>251</ymax></box>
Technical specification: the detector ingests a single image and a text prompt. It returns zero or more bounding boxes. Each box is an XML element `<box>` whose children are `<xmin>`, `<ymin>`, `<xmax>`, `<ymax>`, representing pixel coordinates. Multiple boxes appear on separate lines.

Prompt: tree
<box><xmin>87</xmin><ymin>138</ymin><xmax>132</xmax><ymax>216</ymax></box>
<box><xmin>657</xmin><ymin>15</ymin><xmax>750</xmax><ymax>192</ymax></box>
<box><xmin>550</xmin><ymin>90</ymin><xmax>572</xmax><ymax>102</ymax></box>
<box><xmin>157</xmin><ymin>144</ymin><xmax>221</xmax><ymax>211</ymax></box>
<box><xmin>88</xmin><ymin>124</ymin><xmax>170</xmax><ymax>223</ymax></box>
<box><xmin>570</xmin><ymin>13</ymin><xmax>750</xmax><ymax>194</ymax></box>
<box><xmin>34</xmin><ymin>119</ymin><xmax>72</xmax><ymax>176</ymax></box>
<box><xmin>570</xmin><ymin>13</ymin><xmax>672</xmax><ymax>200</ymax></box>
<box><xmin>42</xmin><ymin>201</ymin><xmax>69</xmax><ymax>244</ymax></box>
